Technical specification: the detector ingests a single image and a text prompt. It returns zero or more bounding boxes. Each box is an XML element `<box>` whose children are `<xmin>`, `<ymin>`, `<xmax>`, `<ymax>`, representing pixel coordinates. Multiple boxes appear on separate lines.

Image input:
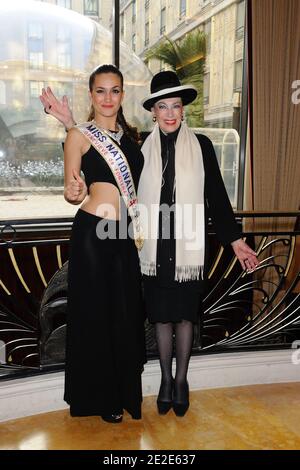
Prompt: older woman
<box><xmin>138</xmin><ymin>71</ymin><xmax>258</xmax><ymax>417</ymax></box>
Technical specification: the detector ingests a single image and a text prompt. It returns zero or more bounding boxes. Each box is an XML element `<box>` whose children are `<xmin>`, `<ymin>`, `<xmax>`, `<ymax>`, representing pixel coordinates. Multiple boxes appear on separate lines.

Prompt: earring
<box><xmin>152</xmin><ymin>116</ymin><xmax>156</xmax><ymax>122</ymax></box>
<box><xmin>181</xmin><ymin>115</ymin><xmax>184</xmax><ymax>121</ymax></box>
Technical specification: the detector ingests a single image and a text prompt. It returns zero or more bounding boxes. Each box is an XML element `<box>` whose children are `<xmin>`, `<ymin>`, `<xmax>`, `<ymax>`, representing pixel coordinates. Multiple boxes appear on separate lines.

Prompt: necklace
<box><xmin>92</xmin><ymin>121</ymin><xmax>124</xmax><ymax>144</ymax></box>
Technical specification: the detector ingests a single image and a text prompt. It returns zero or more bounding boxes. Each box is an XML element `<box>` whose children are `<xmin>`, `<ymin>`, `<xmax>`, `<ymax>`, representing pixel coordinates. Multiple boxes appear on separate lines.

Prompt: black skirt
<box><xmin>64</xmin><ymin>209</ymin><xmax>146</xmax><ymax>418</ymax></box>
<box><xmin>143</xmin><ymin>225</ymin><xmax>204</xmax><ymax>324</ymax></box>
<box><xmin>143</xmin><ymin>275</ymin><xmax>204</xmax><ymax>324</ymax></box>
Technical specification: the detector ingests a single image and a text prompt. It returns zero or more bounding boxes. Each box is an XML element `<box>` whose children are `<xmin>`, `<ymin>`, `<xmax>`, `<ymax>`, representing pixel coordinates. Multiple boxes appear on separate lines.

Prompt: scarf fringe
<box><xmin>141</xmin><ymin>262</ymin><xmax>203</xmax><ymax>282</ymax></box>
<box><xmin>140</xmin><ymin>261</ymin><xmax>157</xmax><ymax>277</ymax></box>
<box><xmin>175</xmin><ymin>265</ymin><xmax>203</xmax><ymax>282</ymax></box>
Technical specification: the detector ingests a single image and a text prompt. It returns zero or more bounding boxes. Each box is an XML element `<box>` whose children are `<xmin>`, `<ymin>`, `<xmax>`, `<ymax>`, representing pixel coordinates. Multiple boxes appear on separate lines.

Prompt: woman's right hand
<box><xmin>40</xmin><ymin>87</ymin><xmax>75</xmax><ymax>130</ymax></box>
<box><xmin>64</xmin><ymin>169</ymin><xmax>87</xmax><ymax>205</ymax></box>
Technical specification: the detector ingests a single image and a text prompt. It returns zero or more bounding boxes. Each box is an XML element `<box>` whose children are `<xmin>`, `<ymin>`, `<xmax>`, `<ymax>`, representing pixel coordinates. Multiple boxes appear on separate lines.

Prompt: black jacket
<box><xmin>140</xmin><ymin>131</ymin><xmax>242</xmax><ymax>286</ymax></box>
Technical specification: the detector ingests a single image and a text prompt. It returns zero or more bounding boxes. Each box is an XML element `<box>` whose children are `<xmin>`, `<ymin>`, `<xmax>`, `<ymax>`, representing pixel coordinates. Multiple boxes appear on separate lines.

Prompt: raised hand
<box><xmin>231</xmin><ymin>238</ymin><xmax>259</xmax><ymax>272</ymax></box>
<box><xmin>40</xmin><ymin>86</ymin><xmax>75</xmax><ymax>130</ymax></box>
<box><xmin>64</xmin><ymin>168</ymin><xmax>87</xmax><ymax>205</ymax></box>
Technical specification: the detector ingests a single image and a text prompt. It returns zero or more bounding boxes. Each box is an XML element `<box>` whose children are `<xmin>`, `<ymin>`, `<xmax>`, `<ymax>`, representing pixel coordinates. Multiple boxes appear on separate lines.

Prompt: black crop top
<box><xmin>81</xmin><ymin>134</ymin><xmax>144</xmax><ymax>193</ymax></box>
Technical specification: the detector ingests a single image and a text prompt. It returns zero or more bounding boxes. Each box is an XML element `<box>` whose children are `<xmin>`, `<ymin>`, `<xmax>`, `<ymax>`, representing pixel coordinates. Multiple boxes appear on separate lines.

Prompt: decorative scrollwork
<box><xmin>0</xmin><ymin>222</ymin><xmax>299</xmax><ymax>377</ymax></box>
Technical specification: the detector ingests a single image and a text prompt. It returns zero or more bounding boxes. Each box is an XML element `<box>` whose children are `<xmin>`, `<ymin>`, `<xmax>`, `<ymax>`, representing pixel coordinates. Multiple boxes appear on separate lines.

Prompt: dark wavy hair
<box><xmin>87</xmin><ymin>64</ymin><xmax>140</xmax><ymax>144</ymax></box>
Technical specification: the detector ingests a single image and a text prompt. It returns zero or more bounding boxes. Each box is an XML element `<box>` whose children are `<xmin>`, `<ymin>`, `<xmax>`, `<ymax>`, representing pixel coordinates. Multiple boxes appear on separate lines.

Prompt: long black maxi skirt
<box><xmin>64</xmin><ymin>209</ymin><xmax>146</xmax><ymax>419</ymax></box>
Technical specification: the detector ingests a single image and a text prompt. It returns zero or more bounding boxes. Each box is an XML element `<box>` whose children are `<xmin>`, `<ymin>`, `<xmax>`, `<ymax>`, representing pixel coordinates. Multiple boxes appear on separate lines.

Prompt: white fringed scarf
<box><xmin>137</xmin><ymin>122</ymin><xmax>205</xmax><ymax>282</ymax></box>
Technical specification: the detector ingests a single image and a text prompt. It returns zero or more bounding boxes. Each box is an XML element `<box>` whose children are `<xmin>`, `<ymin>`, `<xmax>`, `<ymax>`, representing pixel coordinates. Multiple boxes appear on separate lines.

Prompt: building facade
<box><xmin>119</xmin><ymin>0</ymin><xmax>245</xmax><ymax>129</ymax></box>
<box><xmin>40</xmin><ymin>0</ymin><xmax>245</xmax><ymax>128</ymax></box>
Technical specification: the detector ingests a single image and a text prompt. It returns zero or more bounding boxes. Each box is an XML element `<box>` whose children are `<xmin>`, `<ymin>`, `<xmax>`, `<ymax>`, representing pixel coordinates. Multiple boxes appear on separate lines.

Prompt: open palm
<box><xmin>40</xmin><ymin>86</ymin><xmax>75</xmax><ymax>129</ymax></box>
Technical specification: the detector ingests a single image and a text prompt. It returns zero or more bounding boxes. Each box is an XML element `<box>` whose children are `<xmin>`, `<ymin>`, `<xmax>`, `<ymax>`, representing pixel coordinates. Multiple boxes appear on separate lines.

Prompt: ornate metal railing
<box><xmin>0</xmin><ymin>211</ymin><xmax>299</xmax><ymax>380</ymax></box>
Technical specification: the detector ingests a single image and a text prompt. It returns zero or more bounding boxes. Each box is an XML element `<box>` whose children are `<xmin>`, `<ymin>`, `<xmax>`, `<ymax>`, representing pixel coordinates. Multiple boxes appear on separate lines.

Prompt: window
<box><xmin>57</xmin><ymin>53</ymin><xmax>71</xmax><ymax>69</ymax></box>
<box><xmin>29</xmin><ymin>52</ymin><xmax>43</xmax><ymax>70</ymax></box>
<box><xmin>120</xmin><ymin>13</ymin><xmax>124</xmax><ymax>36</ymax></box>
<box><xmin>57</xmin><ymin>43</ymin><xmax>71</xmax><ymax>69</ymax></box>
<box><xmin>0</xmin><ymin>0</ymin><xmax>247</xmax><ymax>220</ymax></box>
<box><xmin>84</xmin><ymin>0</ymin><xmax>98</xmax><ymax>16</ymax></box>
<box><xmin>28</xmin><ymin>23</ymin><xmax>43</xmax><ymax>69</ymax></box>
<box><xmin>53</xmin><ymin>81</ymin><xmax>72</xmax><ymax>99</ymax></box>
<box><xmin>56</xmin><ymin>25</ymin><xmax>71</xmax><ymax>69</ymax></box>
<box><xmin>234</xmin><ymin>60</ymin><xmax>243</xmax><ymax>91</ymax></box>
<box><xmin>160</xmin><ymin>7</ymin><xmax>166</xmax><ymax>34</ymax></box>
<box><xmin>204</xmin><ymin>20</ymin><xmax>211</xmax><ymax>54</ymax></box>
<box><xmin>0</xmin><ymin>1</ymin><xmax>117</xmax><ymax>220</ymax></box>
<box><xmin>204</xmin><ymin>73</ymin><xmax>210</xmax><ymax>105</ymax></box>
<box><xmin>29</xmin><ymin>81</ymin><xmax>44</xmax><ymax>98</ymax></box>
<box><xmin>132</xmin><ymin>33</ymin><xmax>136</xmax><ymax>52</ymax></box>
<box><xmin>0</xmin><ymin>81</ymin><xmax>6</xmax><ymax>105</ymax></box>
<box><xmin>179</xmin><ymin>0</ymin><xmax>186</xmax><ymax>19</ymax></box>
<box><xmin>145</xmin><ymin>22</ymin><xmax>149</xmax><ymax>46</ymax></box>
<box><xmin>132</xmin><ymin>0</ymin><xmax>136</xmax><ymax>23</ymax></box>
<box><xmin>28</xmin><ymin>23</ymin><xmax>43</xmax><ymax>39</ymax></box>
<box><xmin>236</xmin><ymin>1</ymin><xmax>245</xmax><ymax>40</ymax></box>
<box><xmin>57</xmin><ymin>25</ymin><xmax>71</xmax><ymax>42</ymax></box>
<box><xmin>56</xmin><ymin>0</ymin><xmax>71</xmax><ymax>8</ymax></box>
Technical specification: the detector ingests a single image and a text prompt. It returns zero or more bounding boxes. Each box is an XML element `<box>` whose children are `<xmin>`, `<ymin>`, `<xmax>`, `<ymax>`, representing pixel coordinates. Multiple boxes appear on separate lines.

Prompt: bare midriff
<box><xmin>81</xmin><ymin>182</ymin><xmax>121</xmax><ymax>220</ymax></box>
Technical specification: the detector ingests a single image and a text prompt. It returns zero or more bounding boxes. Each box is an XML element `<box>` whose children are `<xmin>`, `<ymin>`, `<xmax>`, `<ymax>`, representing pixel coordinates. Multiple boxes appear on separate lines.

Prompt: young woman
<box><xmin>43</xmin><ymin>64</ymin><xmax>145</xmax><ymax>423</ymax></box>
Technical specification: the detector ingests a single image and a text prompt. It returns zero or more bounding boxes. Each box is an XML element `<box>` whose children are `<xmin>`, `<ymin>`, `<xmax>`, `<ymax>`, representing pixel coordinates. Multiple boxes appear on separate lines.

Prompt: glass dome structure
<box><xmin>0</xmin><ymin>0</ymin><xmax>152</xmax><ymax>188</ymax></box>
<box><xmin>191</xmin><ymin>127</ymin><xmax>240</xmax><ymax>206</ymax></box>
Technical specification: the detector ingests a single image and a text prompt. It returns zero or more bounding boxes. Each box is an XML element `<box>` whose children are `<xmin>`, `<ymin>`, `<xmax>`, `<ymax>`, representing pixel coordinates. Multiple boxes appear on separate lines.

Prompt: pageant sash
<box><xmin>77</xmin><ymin>122</ymin><xmax>144</xmax><ymax>250</ymax></box>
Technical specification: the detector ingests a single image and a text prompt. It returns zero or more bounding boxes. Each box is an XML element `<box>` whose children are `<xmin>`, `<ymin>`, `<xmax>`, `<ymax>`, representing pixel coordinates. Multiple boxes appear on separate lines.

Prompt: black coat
<box><xmin>140</xmin><ymin>131</ymin><xmax>242</xmax><ymax>288</ymax></box>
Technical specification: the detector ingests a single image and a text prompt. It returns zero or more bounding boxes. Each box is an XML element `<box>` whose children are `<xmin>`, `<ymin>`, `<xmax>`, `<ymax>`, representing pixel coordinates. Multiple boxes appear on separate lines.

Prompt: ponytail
<box><xmin>117</xmin><ymin>107</ymin><xmax>141</xmax><ymax>145</ymax></box>
<box><xmin>87</xmin><ymin>105</ymin><xmax>95</xmax><ymax>122</ymax></box>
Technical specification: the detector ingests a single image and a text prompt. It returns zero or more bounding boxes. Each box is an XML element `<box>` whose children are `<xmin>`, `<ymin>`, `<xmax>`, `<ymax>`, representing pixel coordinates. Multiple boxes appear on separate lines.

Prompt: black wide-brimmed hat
<box><xmin>142</xmin><ymin>70</ymin><xmax>197</xmax><ymax>111</ymax></box>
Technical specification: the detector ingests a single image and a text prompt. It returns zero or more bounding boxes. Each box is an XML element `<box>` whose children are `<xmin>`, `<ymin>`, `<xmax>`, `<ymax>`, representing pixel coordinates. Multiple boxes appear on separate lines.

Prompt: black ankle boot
<box><xmin>101</xmin><ymin>413</ymin><xmax>123</xmax><ymax>423</ymax></box>
<box><xmin>173</xmin><ymin>381</ymin><xmax>189</xmax><ymax>417</ymax></box>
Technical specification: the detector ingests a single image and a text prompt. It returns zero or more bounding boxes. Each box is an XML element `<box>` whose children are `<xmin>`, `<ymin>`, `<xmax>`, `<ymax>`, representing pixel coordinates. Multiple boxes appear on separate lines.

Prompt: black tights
<box><xmin>155</xmin><ymin>320</ymin><xmax>193</xmax><ymax>403</ymax></box>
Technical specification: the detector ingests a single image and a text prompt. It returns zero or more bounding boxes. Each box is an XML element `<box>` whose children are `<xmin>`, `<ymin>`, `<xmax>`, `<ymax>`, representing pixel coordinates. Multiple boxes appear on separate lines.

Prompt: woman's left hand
<box><xmin>231</xmin><ymin>238</ymin><xmax>259</xmax><ymax>272</ymax></box>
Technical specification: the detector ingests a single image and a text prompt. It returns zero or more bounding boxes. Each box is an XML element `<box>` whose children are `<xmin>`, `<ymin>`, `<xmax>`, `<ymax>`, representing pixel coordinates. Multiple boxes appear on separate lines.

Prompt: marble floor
<box><xmin>1</xmin><ymin>382</ymin><xmax>300</xmax><ymax>450</ymax></box>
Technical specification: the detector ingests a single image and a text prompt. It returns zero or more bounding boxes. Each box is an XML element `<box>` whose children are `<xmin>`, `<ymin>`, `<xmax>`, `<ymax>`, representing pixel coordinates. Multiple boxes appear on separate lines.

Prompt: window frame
<box><xmin>160</xmin><ymin>7</ymin><xmax>166</xmax><ymax>35</ymax></box>
<box><xmin>236</xmin><ymin>0</ymin><xmax>245</xmax><ymax>40</ymax></box>
<box><xmin>84</xmin><ymin>0</ymin><xmax>98</xmax><ymax>17</ymax></box>
<box><xmin>179</xmin><ymin>0</ymin><xmax>186</xmax><ymax>20</ymax></box>
<box><xmin>1</xmin><ymin>0</ymin><xmax>249</xmax><ymax>214</ymax></box>
<box><xmin>56</xmin><ymin>0</ymin><xmax>72</xmax><ymax>8</ymax></box>
<box><xmin>132</xmin><ymin>32</ymin><xmax>136</xmax><ymax>52</ymax></box>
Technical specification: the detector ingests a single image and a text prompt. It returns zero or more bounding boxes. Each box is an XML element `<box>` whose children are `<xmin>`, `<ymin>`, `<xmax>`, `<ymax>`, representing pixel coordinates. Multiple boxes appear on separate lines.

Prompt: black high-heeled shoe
<box><xmin>173</xmin><ymin>401</ymin><xmax>189</xmax><ymax>417</ymax></box>
<box><xmin>157</xmin><ymin>378</ymin><xmax>174</xmax><ymax>415</ymax></box>
<box><xmin>173</xmin><ymin>381</ymin><xmax>189</xmax><ymax>417</ymax></box>
<box><xmin>101</xmin><ymin>413</ymin><xmax>123</xmax><ymax>423</ymax></box>
<box><xmin>157</xmin><ymin>399</ymin><xmax>173</xmax><ymax>415</ymax></box>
